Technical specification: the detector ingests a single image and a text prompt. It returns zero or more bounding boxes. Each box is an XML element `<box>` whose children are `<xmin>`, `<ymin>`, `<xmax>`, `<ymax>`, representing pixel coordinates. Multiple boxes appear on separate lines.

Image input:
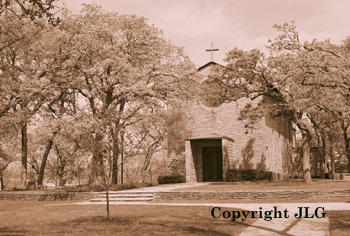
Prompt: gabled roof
<box><xmin>197</xmin><ymin>61</ymin><xmax>225</xmax><ymax>72</ymax></box>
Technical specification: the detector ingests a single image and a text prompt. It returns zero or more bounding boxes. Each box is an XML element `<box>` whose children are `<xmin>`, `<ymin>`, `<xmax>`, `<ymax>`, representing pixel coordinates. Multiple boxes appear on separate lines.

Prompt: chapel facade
<box><xmin>179</xmin><ymin>61</ymin><xmax>295</xmax><ymax>182</ymax></box>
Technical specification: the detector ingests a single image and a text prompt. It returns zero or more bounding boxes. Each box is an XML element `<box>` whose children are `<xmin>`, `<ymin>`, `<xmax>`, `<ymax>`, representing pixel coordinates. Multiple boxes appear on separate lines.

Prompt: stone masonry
<box><xmin>182</xmin><ymin>62</ymin><xmax>294</xmax><ymax>183</ymax></box>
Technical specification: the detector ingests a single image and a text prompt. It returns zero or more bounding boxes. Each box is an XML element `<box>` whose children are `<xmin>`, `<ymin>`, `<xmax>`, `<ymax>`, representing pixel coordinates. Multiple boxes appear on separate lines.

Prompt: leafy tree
<box><xmin>166</xmin><ymin>110</ymin><xmax>192</xmax><ymax>176</ymax></box>
<box><xmin>0</xmin><ymin>6</ymin><xmax>67</xmax><ymax>188</ymax></box>
<box><xmin>0</xmin><ymin>0</ymin><xmax>58</xmax><ymax>26</ymax></box>
<box><xmin>0</xmin><ymin>0</ymin><xmax>59</xmax><ymax>72</ymax></box>
<box><xmin>0</xmin><ymin>14</ymin><xmax>53</xmax><ymax>188</ymax></box>
<box><xmin>0</xmin><ymin>146</ymin><xmax>11</xmax><ymax>190</ymax></box>
<box><xmin>213</xmin><ymin>22</ymin><xmax>350</xmax><ymax>182</ymax></box>
<box><xmin>0</xmin><ymin>133</ymin><xmax>20</xmax><ymax>190</ymax></box>
<box><xmin>45</xmin><ymin>116</ymin><xmax>91</xmax><ymax>186</ymax></box>
<box><xmin>1</xmin><ymin>0</ymin><xmax>60</xmax><ymax>189</ymax></box>
<box><xmin>57</xmin><ymin>5</ymin><xmax>196</xmax><ymax>185</ymax></box>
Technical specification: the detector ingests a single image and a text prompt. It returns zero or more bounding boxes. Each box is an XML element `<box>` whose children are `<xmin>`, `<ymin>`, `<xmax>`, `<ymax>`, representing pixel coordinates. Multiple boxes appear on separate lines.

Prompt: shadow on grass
<box><xmin>328</xmin><ymin>211</ymin><xmax>350</xmax><ymax>234</ymax></box>
<box><xmin>141</xmin><ymin>220</ymin><xmax>233</xmax><ymax>236</ymax></box>
<box><xmin>55</xmin><ymin>215</ymin><xmax>243</xmax><ymax>236</ymax></box>
<box><xmin>182</xmin><ymin>226</ymin><xmax>231</xmax><ymax>236</ymax></box>
<box><xmin>0</xmin><ymin>227</ymin><xmax>27</xmax><ymax>236</ymax></box>
<box><xmin>234</xmin><ymin>218</ymin><xmax>304</xmax><ymax>236</ymax></box>
<box><xmin>59</xmin><ymin>215</ymin><xmax>133</xmax><ymax>224</ymax></box>
<box><xmin>46</xmin><ymin>216</ymin><xmax>136</xmax><ymax>235</ymax></box>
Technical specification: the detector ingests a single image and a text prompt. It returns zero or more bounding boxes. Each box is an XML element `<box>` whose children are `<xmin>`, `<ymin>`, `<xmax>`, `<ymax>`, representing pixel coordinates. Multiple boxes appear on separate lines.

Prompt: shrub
<box><xmin>263</xmin><ymin>171</ymin><xmax>273</xmax><ymax>180</ymax></box>
<box><xmin>271</xmin><ymin>172</ymin><xmax>279</xmax><ymax>180</ymax></box>
<box><xmin>157</xmin><ymin>175</ymin><xmax>185</xmax><ymax>184</ymax></box>
<box><xmin>66</xmin><ymin>185</ymin><xmax>105</xmax><ymax>192</ymax></box>
<box><xmin>109</xmin><ymin>183</ymin><xmax>138</xmax><ymax>191</ymax></box>
<box><xmin>225</xmin><ymin>169</ymin><xmax>241</xmax><ymax>182</ymax></box>
<box><xmin>241</xmin><ymin>169</ymin><xmax>258</xmax><ymax>181</ymax></box>
<box><xmin>256</xmin><ymin>169</ymin><xmax>264</xmax><ymax>180</ymax></box>
<box><xmin>226</xmin><ymin>169</ymin><xmax>273</xmax><ymax>182</ymax></box>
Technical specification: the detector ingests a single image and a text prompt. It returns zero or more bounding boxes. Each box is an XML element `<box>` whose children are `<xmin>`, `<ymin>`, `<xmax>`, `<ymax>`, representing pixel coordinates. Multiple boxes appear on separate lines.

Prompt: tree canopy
<box><xmin>212</xmin><ymin>22</ymin><xmax>350</xmax><ymax>181</ymax></box>
<box><xmin>0</xmin><ymin>4</ymin><xmax>197</xmax><ymax>188</ymax></box>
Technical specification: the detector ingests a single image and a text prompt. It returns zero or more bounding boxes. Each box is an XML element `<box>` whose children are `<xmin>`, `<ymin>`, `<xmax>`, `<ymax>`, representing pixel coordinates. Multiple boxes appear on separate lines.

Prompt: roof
<box><xmin>197</xmin><ymin>61</ymin><xmax>225</xmax><ymax>72</ymax></box>
<box><xmin>186</xmin><ymin>135</ymin><xmax>234</xmax><ymax>142</ymax></box>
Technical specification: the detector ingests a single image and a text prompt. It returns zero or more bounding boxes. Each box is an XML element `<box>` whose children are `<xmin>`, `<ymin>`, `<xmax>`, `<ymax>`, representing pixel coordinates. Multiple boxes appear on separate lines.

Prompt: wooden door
<box><xmin>202</xmin><ymin>147</ymin><xmax>223</xmax><ymax>181</ymax></box>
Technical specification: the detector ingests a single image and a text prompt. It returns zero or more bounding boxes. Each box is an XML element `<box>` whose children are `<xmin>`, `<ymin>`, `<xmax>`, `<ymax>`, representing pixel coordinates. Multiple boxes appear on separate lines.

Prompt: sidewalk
<box><xmin>110</xmin><ymin>182</ymin><xmax>207</xmax><ymax>193</ymax></box>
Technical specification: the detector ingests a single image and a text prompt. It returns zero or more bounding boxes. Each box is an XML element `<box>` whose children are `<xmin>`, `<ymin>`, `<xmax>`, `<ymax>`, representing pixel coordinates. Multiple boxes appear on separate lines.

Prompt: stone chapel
<box><xmin>178</xmin><ymin>61</ymin><xmax>295</xmax><ymax>183</ymax></box>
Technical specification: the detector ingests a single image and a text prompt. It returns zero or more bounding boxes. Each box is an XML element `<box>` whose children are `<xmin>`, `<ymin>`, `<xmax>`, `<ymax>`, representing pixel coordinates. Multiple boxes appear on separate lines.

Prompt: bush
<box><xmin>241</xmin><ymin>169</ymin><xmax>259</xmax><ymax>181</ymax></box>
<box><xmin>66</xmin><ymin>185</ymin><xmax>105</xmax><ymax>192</ymax></box>
<box><xmin>263</xmin><ymin>171</ymin><xmax>273</xmax><ymax>180</ymax></box>
<box><xmin>225</xmin><ymin>169</ymin><xmax>241</xmax><ymax>182</ymax></box>
<box><xmin>226</xmin><ymin>169</ymin><xmax>273</xmax><ymax>182</ymax></box>
<box><xmin>271</xmin><ymin>172</ymin><xmax>279</xmax><ymax>180</ymax></box>
<box><xmin>109</xmin><ymin>183</ymin><xmax>138</xmax><ymax>191</ymax></box>
<box><xmin>157</xmin><ymin>175</ymin><xmax>185</xmax><ymax>184</ymax></box>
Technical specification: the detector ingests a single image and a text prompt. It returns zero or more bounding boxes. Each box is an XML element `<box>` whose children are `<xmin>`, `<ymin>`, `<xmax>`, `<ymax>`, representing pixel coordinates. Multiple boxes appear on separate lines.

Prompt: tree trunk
<box><xmin>340</xmin><ymin>120</ymin><xmax>350</xmax><ymax>173</ymax></box>
<box><xmin>346</xmin><ymin>140</ymin><xmax>350</xmax><ymax>173</ymax></box>
<box><xmin>88</xmin><ymin>132</ymin><xmax>104</xmax><ymax>185</ymax></box>
<box><xmin>111</xmin><ymin>128</ymin><xmax>119</xmax><ymax>185</ymax></box>
<box><xmin>0</xmin><ymin>171</ymin><xmax>4</xmax><ymax>190</ymax></box>
<box><xmin>141</xmin><ymin>151</ymin><xmax>153</xmax><ymax>184</ymax></box>
<box><xmin>319</xmin><ymin>135</ymin><xmax>326</xmax><ymax>179</ymax></box>
<box><xmin>301</xmin><ymin>135</ymin><xmax>312</xmax><ymax>183</ymax></box>
<box><xmin>344</xmin><ymin>129</ymin><xmax>350</xmax><ymax>173</ymax></box>
<box><xmin>330</xmin><ymin>146</ymin><xmax>335</xmax><ymax>179</ymax></box>
<box><xmin>37</xmin><ymin>134</ymin><xmax>56</xmax><ymax>185</ymax></box>
<box><xmin>120</xmin><ymin>131</ymin><xmax>124</xmax><ymax>184</ymax></box>
<box><xmin>21</xmin><ymin>123</ymin><xmax>28</xmax><ymax>189</ymax></box>
<box><xmin>106</xmin><ymin>187</ymin><xmax>110</xmax><ymax>221</ymax></box>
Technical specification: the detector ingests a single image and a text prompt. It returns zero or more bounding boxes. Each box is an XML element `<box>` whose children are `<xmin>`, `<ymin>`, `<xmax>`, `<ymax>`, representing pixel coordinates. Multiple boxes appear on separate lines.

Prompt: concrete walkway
<box><xmin>110</xmin><ymin>182</ymin><xmax>207</xmax><ymax>193</ymax></box>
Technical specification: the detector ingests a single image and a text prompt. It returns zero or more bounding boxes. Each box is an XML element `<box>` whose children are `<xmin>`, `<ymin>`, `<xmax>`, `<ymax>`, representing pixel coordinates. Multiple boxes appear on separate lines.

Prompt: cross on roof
<box><xmin>206</xmin><ymin>42</ymin><xmax>219</xmax><ymax>62</ymax></box>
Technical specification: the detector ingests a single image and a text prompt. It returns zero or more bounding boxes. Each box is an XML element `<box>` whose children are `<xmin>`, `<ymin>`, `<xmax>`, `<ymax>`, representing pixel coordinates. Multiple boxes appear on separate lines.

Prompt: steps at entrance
<box><xmin>89</xmin><ymin>192</ymin><xmax>153</xmax><ymax>202</ymax></box>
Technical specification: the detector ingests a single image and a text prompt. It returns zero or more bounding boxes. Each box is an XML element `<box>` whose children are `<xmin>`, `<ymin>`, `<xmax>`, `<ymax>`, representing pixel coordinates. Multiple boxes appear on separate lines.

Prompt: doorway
<box><xmin>202</xmin><ymin>147</ymin><xmax>223</xmax><ymax>181</ymax></box>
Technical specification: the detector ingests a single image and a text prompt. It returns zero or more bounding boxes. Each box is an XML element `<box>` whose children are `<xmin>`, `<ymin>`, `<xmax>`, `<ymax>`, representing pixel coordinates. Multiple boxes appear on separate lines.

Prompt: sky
<box><xmin>62</xmin><ymin>0</ymin><xmax>350</xmax><ymax>67</ymax></box>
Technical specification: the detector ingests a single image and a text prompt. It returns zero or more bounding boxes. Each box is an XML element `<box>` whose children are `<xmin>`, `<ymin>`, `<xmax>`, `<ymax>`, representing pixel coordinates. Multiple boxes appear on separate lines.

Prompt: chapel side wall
<box><xmin>185</xmin><ymin>140</ymin><xmax>197</xmax><ymax>183</ymax></box>
<box><xmin>186</xmin><ymin>97</ymin><xmax>264</xmax><ymax>170</ymax></box>
<box><xmin>181</xmin><ymin>63</ymin><xmax>294</xmax><ymax>181</ymax></box>
<box><xmin>222</xmin><ymin>138</ymin><xmax>234</xmax><ymax>180</ymax></box>
<box><xmin>262</xmin><ymin>114</ymin><xmax>293</xmax><ymax>177</ymax></box>
<box><xmin>262</xmin><ymin>99</ymin><xmax>294</xmax><ymax>178</ymax></box>
<box><xmin>185</xmin><ymin>96</ymin><xmax>293</xmax><ymax>179</ymax></box>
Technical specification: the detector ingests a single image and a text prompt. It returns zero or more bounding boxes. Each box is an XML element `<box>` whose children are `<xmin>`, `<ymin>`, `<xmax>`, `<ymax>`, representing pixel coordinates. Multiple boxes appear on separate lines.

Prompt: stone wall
<box><xmin>182</xmin><ymin>63</ymin><xmax>294</xmax><ymax>182</ymax></box>
<box><xmin>2</xmin><ymin>189</ymin><xmax>349</xmax><ymax>201</ymax></box>
<box><xmin>186</xmin><ymin>98</ymin><xmax>294</xmax><ymax>175</ymax></box>
<box><xmin>0</xmin><ymin>191</ymin><xmax>100</xmax><ymax>201</ymax></box>
<box><xmin>154</xmin><ymin>189</ymin><xmax>350</xmax><ymax>201</ymax></box>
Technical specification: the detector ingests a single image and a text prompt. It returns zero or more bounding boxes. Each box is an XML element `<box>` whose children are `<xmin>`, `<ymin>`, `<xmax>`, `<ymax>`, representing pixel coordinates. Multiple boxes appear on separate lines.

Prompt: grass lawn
<box><xmin>177</xmin><ymin>180</ymin><xmax>350</xmax><ymax>191</ymax></box>
<box><xmin>327</xmin><ymin>211</ymin><xmax>350</xmax><ymax>236</ymax></box>
<box><xmin>0</xmin><ymin>201</ymin><xmax>255</xmax><ymax>236</ymax></box>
